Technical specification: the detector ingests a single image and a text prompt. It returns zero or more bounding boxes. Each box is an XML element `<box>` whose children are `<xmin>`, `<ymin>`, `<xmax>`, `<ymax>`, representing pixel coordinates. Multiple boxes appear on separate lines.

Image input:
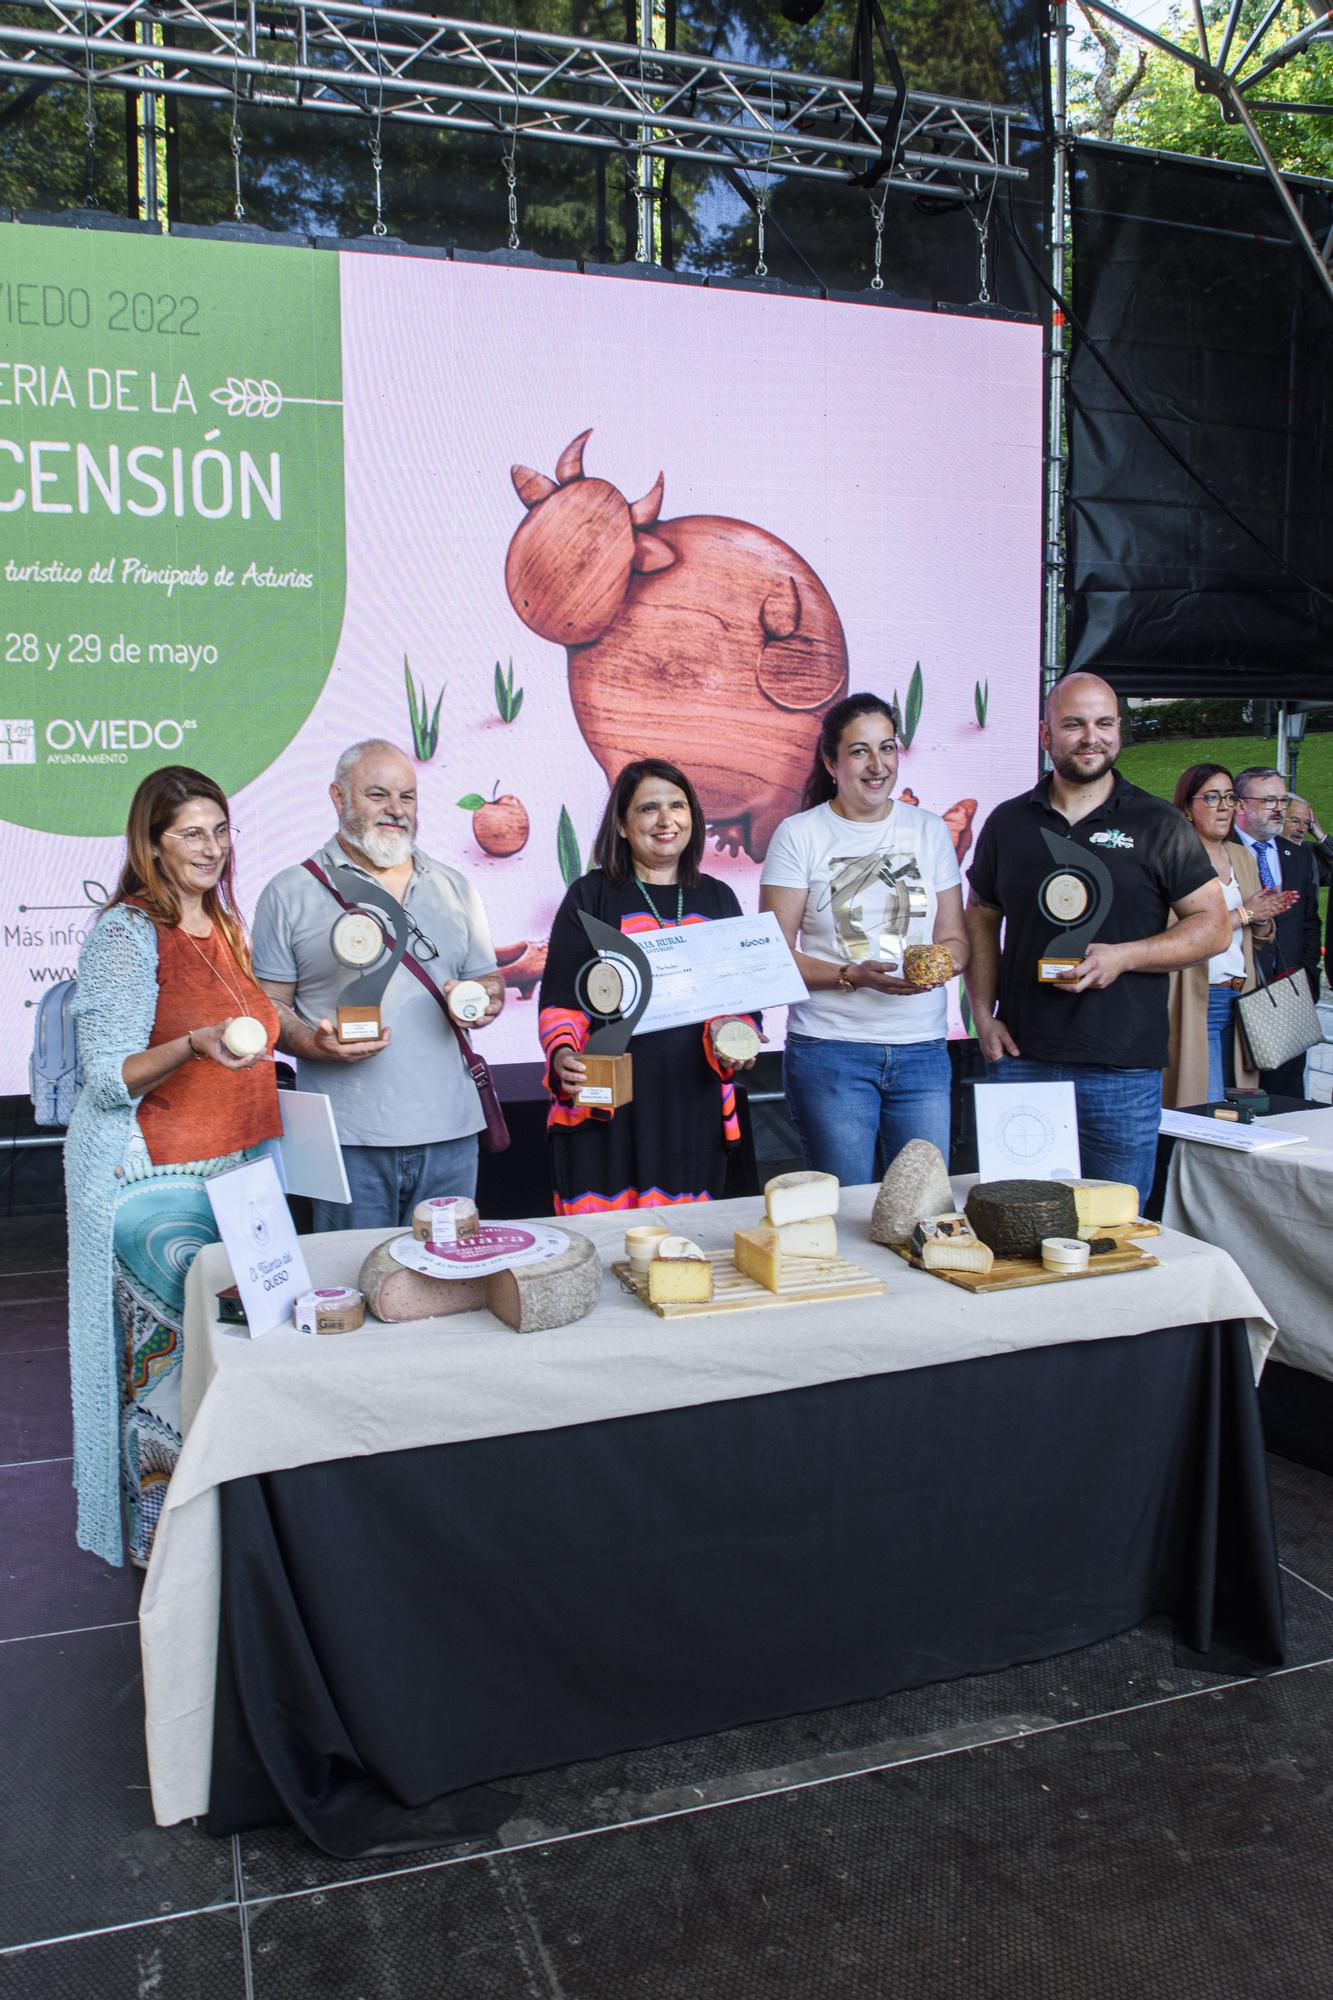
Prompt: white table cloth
<box><xmin>1163</xmin><ymin>1106</ymin><xmax>1333</xmax><ymax>1386</ymax></box>
<box><xmin>141</xmin><ymin>1183</ymin><xmax>1275</xmax><ymax>1825</ymax></box>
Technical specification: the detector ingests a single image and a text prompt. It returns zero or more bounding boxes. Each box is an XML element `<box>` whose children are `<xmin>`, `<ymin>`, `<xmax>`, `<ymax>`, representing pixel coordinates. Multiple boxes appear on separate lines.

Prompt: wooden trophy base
<box><xmin>336</xmin><ymin>1003</ymin><xmax>383</xmax><ymax>1044</ymax></box>
<box><xmin>577</xmin><ymin>1053</ymin><xmax>633</xmax><ymax>1109</ymax></box>
<box><xmin>1037</xmin><ymin>958</ymin><xmax>1081</xmax><ymax>984</ymax></box>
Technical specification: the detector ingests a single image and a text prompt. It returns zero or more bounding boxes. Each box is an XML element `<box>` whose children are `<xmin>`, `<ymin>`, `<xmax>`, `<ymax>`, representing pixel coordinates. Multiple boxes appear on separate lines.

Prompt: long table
<box><xmin>140</xmin><ymin>1187</ymin><xmax>1284</xmax><ymax>1848</ymax></box>
<box><xmin>1163</xmin><ymin>1105</ymin><xmax>1333</xmax><ymax>1471</ymax></box>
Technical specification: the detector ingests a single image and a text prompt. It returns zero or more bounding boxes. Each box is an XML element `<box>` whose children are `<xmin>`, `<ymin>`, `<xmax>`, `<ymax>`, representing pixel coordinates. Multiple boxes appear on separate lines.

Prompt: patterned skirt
<box><xmin>110</xmin><ymin>1154</ymin><xmax>237</xmax><ymax>1566</ymax></box>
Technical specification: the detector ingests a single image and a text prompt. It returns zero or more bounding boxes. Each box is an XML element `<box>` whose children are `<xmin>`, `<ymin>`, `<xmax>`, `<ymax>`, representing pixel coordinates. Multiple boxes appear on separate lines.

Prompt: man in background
<box><xmin>1233</xmin><ymin>767</ymin><xmax>1322</xmax><ymax>1097</ymax></box>
<box><xmin>965</xmin><ymin>673</ymin><xmax>1229</xmax><ymax>1210</ymax></box>
<box><xmin>1283</xmin><ymin>795</ymin><xmax>1333</xmax><ymax>888</ymax></box>
<box><xmin>253</xmin><ymin>739</ymin><xmax>504</xmax><ymax>1230</ymax></box>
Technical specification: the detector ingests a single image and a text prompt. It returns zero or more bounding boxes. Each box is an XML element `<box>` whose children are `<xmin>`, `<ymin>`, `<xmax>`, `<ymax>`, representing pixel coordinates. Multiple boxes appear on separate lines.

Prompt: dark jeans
<box><xmin>985</xmin><ymin>1058</ymin><xmax>1162</xmax><ymax>1213</ymax></box>
<box><xmin>312</xmin><ymin>1135</ymin><xmax>480</xmax><ymax>1233</ymax></box>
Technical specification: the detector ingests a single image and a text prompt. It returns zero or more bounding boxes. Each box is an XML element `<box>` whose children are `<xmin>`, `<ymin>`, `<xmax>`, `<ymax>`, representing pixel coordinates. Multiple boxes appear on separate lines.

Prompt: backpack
<box><xmin>30</xmin><ymin>978</ymin><xmax>82</xmax><ymax>1127</ymax></box>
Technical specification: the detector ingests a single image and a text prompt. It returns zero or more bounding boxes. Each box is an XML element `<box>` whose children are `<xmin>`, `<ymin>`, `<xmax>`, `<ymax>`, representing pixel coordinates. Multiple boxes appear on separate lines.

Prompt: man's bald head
<box><xmin>1043</xmin><ymin>673</ymin><xmax>1119</xmax><ymax>731</ymax></box>
<box><xmin>1040</xmin><ymin>674</ymin><xmax>1121</xmax><ymax>788</ymax></box>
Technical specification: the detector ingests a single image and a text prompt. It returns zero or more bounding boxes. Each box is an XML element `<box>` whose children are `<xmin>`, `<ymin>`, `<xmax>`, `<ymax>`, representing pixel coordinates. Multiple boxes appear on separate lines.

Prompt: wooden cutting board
<box><xmin>888</xmin><ymin>1242</ymin><xmax>1159</xmax><ymax>1294</ymax></box>
<box><xmin>614</xmin><ymin>1253</ymin><xmax>885</xmax><ymax>1320</ymax></box>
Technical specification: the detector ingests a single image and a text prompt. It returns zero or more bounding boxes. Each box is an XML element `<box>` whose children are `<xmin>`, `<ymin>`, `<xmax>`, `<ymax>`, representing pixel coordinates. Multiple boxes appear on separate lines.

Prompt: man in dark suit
<box><xmin>1233</xmin><ymin>765</ymin><xmax>1323</xmax><ymax>1097</ymax></box>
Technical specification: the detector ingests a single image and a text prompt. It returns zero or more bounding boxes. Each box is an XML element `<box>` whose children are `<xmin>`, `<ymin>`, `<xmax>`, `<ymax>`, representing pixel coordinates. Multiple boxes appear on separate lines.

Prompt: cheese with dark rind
<box><xmin>964</xmin><ymin>1180</ymin><xmax>1079</xmax><ymax>1262</ymax></box>
<box><xmin>359</xmin><ymin>1238</ymin><xmax>489</xmax><ymax>1322</ymax></box>
<box><xmin>484</xmin><ymin>1226</ymin><xmax>602</xmax><ymax>1332</ymax></box>
<box><xmin>870</xmin><ymin>1141</ymin><xmax>954</xmax><ymax>1247</ymax></box>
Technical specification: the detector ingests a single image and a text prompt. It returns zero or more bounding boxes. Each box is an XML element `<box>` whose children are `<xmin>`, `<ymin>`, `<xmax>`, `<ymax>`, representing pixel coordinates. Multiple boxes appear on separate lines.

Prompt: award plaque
<box><xmin>574</xmin><ymin>912</ymin><xmax>653</xmax><ymax>1108</ymax></box>
<box><xmin>329</xmin><ymin>869</ymin><xmax>410</xmax><ymax>1041</ymax></box>
<box><xmin>1035</xmin><ymin>830</ymin><xmax>1114</xmax><ymax>983</ymax></box>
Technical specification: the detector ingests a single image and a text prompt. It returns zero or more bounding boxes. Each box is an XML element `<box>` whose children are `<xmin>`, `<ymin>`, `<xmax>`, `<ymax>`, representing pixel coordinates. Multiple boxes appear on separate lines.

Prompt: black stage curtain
<box><xmin>1260</xmin><ymin>1359</ymin><xmax>1333</xmax><ymax>1477</ymax></box>
<box><xmin>208</xmin><ymin>1319</ymin><xmax>1283</xmax><ymax>1856</ymax></box>
<box><xmin>1066</xmin><ymin>142</ymin><xmax>1333</xmax><ymax>700</ymax></box>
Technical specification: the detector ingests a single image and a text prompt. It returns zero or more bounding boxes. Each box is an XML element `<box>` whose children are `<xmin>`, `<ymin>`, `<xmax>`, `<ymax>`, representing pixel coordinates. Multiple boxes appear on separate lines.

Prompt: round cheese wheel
<box><xmin>412</xmin><ymin>1196</ymin><xmax>481</xmax><ymax>1244</ymax></box>
<box><xmin>713</xmin><ymin>1019</ymin><xmax>762</xmax><ymax>1064</ymax></box>
<box><xmin>447</xmin><ymin>980</ymin><xmax>490</xmax><ymax>1025</ymax></box>
<box><xmin>359</xmin><ymin>1238</ymin><xmax>490</xmax><ymax>1322</ymax></box>
<box><xmin>222</xmin><ymin>1015</ymin><xmax>269</xmax><ymax>1059</ymax></box>
<box><xmin>1041</xmin><ymin>1235</ymin><xmax>1090</xmax><ymax>1274</ymax></box>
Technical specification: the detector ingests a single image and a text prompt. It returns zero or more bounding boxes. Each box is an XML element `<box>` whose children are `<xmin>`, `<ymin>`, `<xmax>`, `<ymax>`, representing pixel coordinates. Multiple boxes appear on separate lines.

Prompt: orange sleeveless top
<box><xmin>136</xmin><ymin>921</ymin><xmax>283</xmax><ymax>1166</ymax></box>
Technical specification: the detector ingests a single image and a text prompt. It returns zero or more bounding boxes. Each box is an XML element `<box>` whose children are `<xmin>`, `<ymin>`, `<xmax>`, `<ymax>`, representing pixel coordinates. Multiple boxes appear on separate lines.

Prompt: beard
<box><xmin>1050</xmin><ymin>744</ymin><xmax>1116</xmax><ymax>786</ymax></box>
<box><xmin>340</xmin><ymin>805</ymin><xmax>415</xmax><ymax>869</ymax></box>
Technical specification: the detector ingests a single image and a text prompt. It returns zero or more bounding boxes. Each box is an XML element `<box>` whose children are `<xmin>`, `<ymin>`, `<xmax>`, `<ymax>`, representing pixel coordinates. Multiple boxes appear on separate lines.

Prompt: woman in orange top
<box><xmin>65</xmin><ymin>767</ymin><xmax>281</xmax><ymax>1568</ymax></box>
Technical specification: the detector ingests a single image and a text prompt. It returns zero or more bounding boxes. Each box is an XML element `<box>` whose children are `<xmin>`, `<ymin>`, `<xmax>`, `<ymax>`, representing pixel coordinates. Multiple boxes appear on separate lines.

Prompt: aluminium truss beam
<box><xmin>0</xmin><ymin>1</ymin><xmax>1028</xmax><ymax>196</ymax></box>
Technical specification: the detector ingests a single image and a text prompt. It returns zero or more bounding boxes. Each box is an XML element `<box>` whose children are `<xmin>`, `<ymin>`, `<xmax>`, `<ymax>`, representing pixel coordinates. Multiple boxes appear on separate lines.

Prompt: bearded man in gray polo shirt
<box><xmin>253</xmin><ymin>739</ymin><xmax>504</xmax><ymax>1231</ymax></box>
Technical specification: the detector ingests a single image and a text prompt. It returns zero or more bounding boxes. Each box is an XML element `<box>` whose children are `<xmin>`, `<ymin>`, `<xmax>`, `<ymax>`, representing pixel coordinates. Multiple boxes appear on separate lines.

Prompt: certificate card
<box><xmin>635</xmin><ymin>913</ymin><xmax>807</xmax><ymax>1034</ymax></box>
<box><xmin>205</xmin><ymin>1154</ymin><xmax>312</xmax><ymax>1338</ymax></box>
<box><xmin>974</xmin><ymin>1081</ymin><xmax>1082</xmax><ymax>1183</ymax></box>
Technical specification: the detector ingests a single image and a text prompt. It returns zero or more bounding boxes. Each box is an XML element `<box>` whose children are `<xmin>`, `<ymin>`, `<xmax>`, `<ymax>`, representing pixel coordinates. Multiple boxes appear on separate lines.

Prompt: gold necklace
<box><xmin>177</xmin><ymin>925</ymin><xmax>249</xmax><ymax>1016</ymax></box>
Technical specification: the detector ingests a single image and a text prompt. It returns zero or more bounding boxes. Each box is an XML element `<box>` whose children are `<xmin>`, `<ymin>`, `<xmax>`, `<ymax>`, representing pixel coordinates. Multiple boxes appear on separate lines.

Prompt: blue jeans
<box><xmin>312</xmin><ymin>1134</ymin><xmax>480</xmax><ymax>1233</ymax></box>
<box><xmin>985</xmin><ymin>1058</ymin><xmax>1162</xmax><ymax>1213</ymax></box>
<box><xmin>783</xmin><ymin>1034</ymin><xmax>953</xmax><ymax>1184</ymax></box>
<box><xmin>1206</xmin><ymin>984</ymin><xmax>1237</xmax><ymax>1104</ymax></box>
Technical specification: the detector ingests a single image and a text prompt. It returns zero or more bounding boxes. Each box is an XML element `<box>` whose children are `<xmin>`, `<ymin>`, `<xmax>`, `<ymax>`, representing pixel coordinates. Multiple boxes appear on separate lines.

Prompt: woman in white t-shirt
<box><xmin>759</xmin><ymin>692</ymin><xmax>969</xmax><ymax>1181</ymax></box>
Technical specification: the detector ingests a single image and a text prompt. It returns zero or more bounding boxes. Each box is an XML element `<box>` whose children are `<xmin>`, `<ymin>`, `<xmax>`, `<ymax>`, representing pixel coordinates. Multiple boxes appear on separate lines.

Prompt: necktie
<box><xmin>1255</xmin><ymin>842</ymin><xmax>1277</xmax><ymax>891</ymax></box>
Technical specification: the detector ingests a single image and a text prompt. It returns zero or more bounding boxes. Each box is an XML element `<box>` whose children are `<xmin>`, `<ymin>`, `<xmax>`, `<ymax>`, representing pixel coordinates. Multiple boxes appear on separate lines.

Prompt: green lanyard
<box><xmin>634</xmin><ymin>876</ymin><xmax>684</xmax><ymax>926</ymax></box>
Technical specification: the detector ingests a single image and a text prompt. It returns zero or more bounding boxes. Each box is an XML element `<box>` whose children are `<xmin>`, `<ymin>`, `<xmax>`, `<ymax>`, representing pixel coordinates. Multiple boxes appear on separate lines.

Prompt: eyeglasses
<box><xmin>1237</xmin><ymin>793</ymin><xmax>1291</xmax><ymax>809</ymax></box>
<box><xmin>1194</xmin><ymin>791</ymin><xmax>1236</xmax><ymax>808</ymax></box>
<box><xmin>162</xmin><ymin>822</ymin><xmax>236</xmax><ymax>850</ymax></box>
<box><xmin>402</xmin><ymin>912</ymin><xmax>439</xmax><ymax>964</ymax></box>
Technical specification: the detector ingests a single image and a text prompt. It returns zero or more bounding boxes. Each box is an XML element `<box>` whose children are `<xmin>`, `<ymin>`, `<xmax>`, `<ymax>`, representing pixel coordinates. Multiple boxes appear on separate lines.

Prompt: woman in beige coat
<box><xmin>1164</xmin><ymin>764</ymin><xmax>1293</xmax><ymax>1106</ymax></box>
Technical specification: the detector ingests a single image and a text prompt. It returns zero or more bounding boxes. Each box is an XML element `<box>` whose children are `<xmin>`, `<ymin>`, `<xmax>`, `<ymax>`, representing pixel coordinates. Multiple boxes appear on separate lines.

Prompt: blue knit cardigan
<box><xmin>65</xmin><ymin>905</ymin><xmax>161</xmax><ymax>1567</ymax></box>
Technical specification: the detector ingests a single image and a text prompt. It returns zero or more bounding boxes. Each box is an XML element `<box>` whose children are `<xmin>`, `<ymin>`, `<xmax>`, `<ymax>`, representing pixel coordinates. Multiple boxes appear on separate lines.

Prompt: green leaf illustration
<box><xmin>404</xmin><ymin>654</ymin><xmax>445</xmax><ymax>762</ymax></box>
<box><xmin>493</xmin><ymin>657</ymin><xmax>525</xmax><ymax>723</ymax></box>
<box><xmin>959</xmin><ymin>985</ymin><xmax>977</xmax><ymax>1040</ymax></box>
<box><xmin>557</xmin><ymin>805</ymin><xmax>582</xmax><ymax>888</ymax></box>
<box><xmin>901</xmin><ymin>662</ymin><xmax>924</xmax><ymax>750</ymax></box>
<box><xmin>974</xmin><ymin>677</ymin><xmax>989</xmax><ymax>729</ymax></box>
<box><xmin>456</xmin><ymin>793</ymin><xmax>487</xmax><ymax>812</ymax></box>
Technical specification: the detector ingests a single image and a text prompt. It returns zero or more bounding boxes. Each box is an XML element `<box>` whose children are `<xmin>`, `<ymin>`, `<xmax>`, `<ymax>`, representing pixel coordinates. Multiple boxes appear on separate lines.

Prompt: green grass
<box><xmin>1119</xmin><ymin>733</ymin><xmax>1331</xmax><ymax>932</ymax></box>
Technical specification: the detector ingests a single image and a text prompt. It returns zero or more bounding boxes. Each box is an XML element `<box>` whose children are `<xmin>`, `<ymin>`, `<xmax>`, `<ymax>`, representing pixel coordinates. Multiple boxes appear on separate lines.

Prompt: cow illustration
<box><xmin>504</xmin><ymin>429</ymin><xmax>849</xmax><ymax>860</ymax></box>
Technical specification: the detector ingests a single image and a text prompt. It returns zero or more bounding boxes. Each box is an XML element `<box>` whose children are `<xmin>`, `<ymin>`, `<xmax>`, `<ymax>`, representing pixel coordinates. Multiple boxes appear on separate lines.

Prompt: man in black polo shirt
<box><xmin>964</xmin><ymin>673</ymin><xmax>1229</xmax><ymax>1207</ymax></box>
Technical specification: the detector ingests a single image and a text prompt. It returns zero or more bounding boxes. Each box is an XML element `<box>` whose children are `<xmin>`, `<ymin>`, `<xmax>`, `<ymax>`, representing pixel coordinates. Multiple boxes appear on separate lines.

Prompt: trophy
<box><xmin>573</xmin><ymin>912</ymin><xmax>653</xmax><ymax>1108</ymax></box>
<box><xmin>328</xmin><ymin>869</ymin><xmax>410</xmax><ymax>1041</ymax></box>
<box><xmin>1036</xmin><ymin>830</ymin><xmax>1114</xmax><ymax>983</ymax></box>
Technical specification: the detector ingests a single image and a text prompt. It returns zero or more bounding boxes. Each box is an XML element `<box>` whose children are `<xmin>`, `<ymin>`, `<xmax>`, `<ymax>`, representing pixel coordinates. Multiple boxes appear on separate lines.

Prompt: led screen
<box><xmin>0</xmin><ymin>226</ymin><xmax>1044</xmax><ymax>1093</ymax></box>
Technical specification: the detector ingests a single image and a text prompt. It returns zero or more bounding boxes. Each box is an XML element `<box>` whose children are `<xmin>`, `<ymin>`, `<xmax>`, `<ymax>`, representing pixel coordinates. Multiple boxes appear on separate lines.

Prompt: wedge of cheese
<box><xmin>646</xmin><ymin>1239</ymin><xmax>713</xmax><ymax>1305</ymax></box>
<box><xmin>774</xmin><ymin>1214</ymin><xmax>838</xmax><ymax>1261</ymax></box>
<box><xmin>485</xmin><ymin>1227</ymin><xmax>601</xmax><ymax>1333</ymax></box>
<box><xmin>763</xmin><ymin>1170</ymin><xmax>840</xmax><ymax>1227</ymax></box>
<box><xmin>920</xmin><ymin>1237</ymin><xmax>994</xmax><ymax>1275</ymax></box>
<box><xmin>1066</xmin><ymin>1179</ymin><xmax>1139</xmax><ymax>1235</ymax></box>
<box><xmin>733</xmin><ymin>1223</ymin><xmax>784</xmax><ymax>1293</ymax></box>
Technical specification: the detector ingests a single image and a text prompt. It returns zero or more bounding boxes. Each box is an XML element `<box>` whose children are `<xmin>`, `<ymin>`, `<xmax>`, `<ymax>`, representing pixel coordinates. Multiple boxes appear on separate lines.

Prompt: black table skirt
<box><xmin>1260</xmin><ymin>1359</ymin><xmax>1333</xmax><ymax>1476</ymax></box>
<box><xmin>208</xmin><ymin>1320</ymin><xmax>1284</xmax><ymax>1856</ymax></box>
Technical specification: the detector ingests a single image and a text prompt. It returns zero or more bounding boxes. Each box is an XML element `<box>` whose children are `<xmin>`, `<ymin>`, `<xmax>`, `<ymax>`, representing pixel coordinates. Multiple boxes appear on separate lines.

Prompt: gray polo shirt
<box><xmin>252</xmin><ymin>838</ymin><xmax>497</xmax><ymax>1147</ymax></box>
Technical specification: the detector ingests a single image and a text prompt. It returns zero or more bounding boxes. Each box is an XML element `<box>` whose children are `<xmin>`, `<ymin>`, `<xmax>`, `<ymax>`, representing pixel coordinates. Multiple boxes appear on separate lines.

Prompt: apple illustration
<box><xmin>458</xmin><ymin>783</ymin><xmax>530</xmax><ymax>857</ymax></box>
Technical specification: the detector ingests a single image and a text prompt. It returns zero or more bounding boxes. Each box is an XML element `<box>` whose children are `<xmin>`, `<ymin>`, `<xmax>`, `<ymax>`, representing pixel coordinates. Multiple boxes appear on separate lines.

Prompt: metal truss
<box><xmin>0</xmin><ymin>1</ymin><xmax>1028</xmax><ymax>198</ymax></box>
<box><xmin>1077</xmin><ymin>0</ymin><xmax>1333</xmax><ymax>303</ymax></box>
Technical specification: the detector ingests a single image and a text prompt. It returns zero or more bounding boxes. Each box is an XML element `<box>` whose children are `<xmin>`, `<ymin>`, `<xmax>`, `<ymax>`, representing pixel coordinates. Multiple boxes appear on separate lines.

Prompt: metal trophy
<box><xmin>328</xmin><ymin>869</ymin><xmax>410</xmax><ymax>1041</ymax></box>
<box><xmin>573</xmin><ymin>912</ymin><xmax>653</xmax><ymax>1108</ymax></box>
<box><xmin>1036</xmin><ymin>830</ymin><xmax>1114</xmax><ymax>983</ymax></box>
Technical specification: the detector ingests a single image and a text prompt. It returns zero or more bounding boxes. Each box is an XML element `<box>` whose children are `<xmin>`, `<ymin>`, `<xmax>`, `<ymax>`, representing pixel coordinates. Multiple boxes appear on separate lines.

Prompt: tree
<box><xmin>1069</xmin><ymin>0</ymin><xmax>1333</xmax><ymax>180</ymax></box>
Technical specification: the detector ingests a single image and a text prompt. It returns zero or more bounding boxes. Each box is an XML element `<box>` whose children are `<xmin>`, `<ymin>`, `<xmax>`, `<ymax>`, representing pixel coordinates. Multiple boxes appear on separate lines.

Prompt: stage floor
<box><xmin>4</xmin><ymin>1213</ymin><xmax>1333</xmax><ymax>1998</ymax></box>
